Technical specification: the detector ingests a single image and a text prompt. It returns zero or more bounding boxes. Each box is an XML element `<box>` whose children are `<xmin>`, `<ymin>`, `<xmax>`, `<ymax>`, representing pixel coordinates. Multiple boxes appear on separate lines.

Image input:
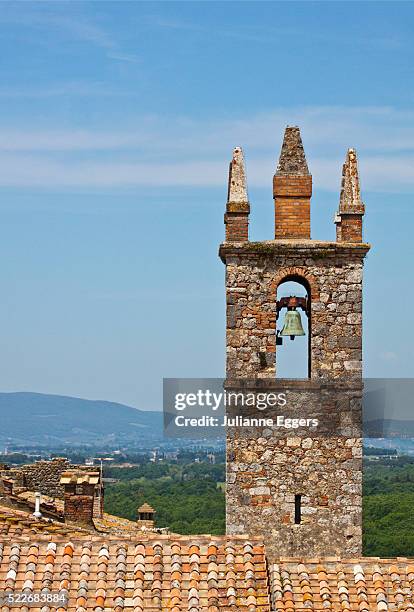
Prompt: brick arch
<box><xmin>270</xmin><ymin>266</ymin><xmax>316</xmax><ymax>380</ymax></box>
<box><xmin>269</xmin><ymin>267</ymin><xmax>320</xmax><ymax>300</ymax></box>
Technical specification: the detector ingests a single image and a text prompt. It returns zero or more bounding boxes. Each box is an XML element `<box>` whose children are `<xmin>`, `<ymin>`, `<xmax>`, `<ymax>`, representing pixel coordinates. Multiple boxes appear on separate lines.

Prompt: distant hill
<box><xmin>365</xmin><ymin>418</ymin><xmax>414</xmax><ymax>438</ymax></box>
<box><xmin>0</xmin><ymin>392</ymin><xmax>162</xmax><ymax>447</ymax></box>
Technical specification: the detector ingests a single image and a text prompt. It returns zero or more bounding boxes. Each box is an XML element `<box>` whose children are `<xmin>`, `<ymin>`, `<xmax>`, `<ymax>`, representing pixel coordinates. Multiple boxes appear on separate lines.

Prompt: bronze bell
<box><xmin>280</xmin><ymin>309</ymin><xmax>305</xmax><ymax>341</ymax></box>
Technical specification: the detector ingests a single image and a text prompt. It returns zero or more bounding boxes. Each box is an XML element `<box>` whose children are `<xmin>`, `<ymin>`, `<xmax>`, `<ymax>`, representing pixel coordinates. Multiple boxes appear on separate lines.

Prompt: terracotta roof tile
<box><xmin>137</xmin><ymin>503</ymin><xmax>155</xmax><ymax>514</ymax></box>
<box><xmin>0</xmin><ymin>503</ymin><xmax>161</xmax><ymax>539</ymax></box>
<box><xmin>0</xmin><ymin>504</ymin><xmax>91</xmax><ymax>538</ymax></box>
<box><xmin>270</xmin><ymin>559</ymin><xmax>414</xmax><ymax>611</ymax></box>
<box><xmin>2</xmin><ymin>507</ymin><xmax>413</xmax><ymax>610</ymax></box>
<box><xmin>0</xmin><ymin>536</ymin><xmax>270</xmax><ymax>610</ymax></box>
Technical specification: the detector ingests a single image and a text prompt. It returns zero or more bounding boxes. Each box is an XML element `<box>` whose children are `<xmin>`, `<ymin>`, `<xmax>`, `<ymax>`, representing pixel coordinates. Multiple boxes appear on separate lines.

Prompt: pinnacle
<box><xmin>339</xmin><ymin>148</ymin><xmax>364</xmax><ymax>212</ymax></box>
<box><xmin>227</xmin><ymin>146</ymin><xmax>249</xmax><ymax>204</ymax></box>
<box><xmin>276</xmin><ymin>126</ymin><xmax>310</xmax><ymax>176</ymax></box>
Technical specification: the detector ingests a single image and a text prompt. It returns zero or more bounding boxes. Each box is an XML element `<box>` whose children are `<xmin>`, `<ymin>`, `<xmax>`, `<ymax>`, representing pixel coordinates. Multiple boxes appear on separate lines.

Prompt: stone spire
<box><xmin>224</xmin><ymin>147</ymin><xmax>250</xmax><ymax>242</ymax></box>
<box><xmin>276</xmin><ymin>126</ymin><xmax>310</xmax><ymax>176</ymax></box>
<box><xmin>273</xmin><ymin>126</ymin><xmax>312</xmax><ymax>239</ymax></box>
<box><xmin>339</xmin><ymin>148</ymin><xmax>364</xmax><ymax>213</ymax></box>
<box><xmin>227</xmin><ymin>146</ymin><xmax>249</xmax><ymax>204</ymax></box>
<box><xmin>335</xmin><ymin>148</ymin><xmax>365</xmax><ymax>243</ymax></box>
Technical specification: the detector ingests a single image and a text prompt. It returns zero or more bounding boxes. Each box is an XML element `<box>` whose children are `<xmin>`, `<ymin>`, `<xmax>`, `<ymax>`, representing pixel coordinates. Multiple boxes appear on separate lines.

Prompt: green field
<box><xmin>363</xmin><ymin>456</ymin><xmax>414</xmax><ymax>557</ymax></box>
<box><xmin>104</xmin><ymin>460</ymin><xmax>225</xmax><ymax>535</ymax></box>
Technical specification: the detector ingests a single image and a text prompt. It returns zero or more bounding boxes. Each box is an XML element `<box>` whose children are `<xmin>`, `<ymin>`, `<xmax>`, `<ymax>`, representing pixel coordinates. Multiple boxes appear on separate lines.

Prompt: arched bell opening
<box><xmin>276</xmin><ymin>276</ymin><xmax>311</xmax><ymax>379</ymax></box>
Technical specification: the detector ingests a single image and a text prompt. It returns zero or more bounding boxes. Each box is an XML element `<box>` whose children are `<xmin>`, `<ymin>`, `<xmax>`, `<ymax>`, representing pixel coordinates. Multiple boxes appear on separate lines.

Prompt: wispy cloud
<box><xmin>39</xmin><ymin>14</ymin><xmax>115</xmax><ymax>50</ymax></box>
<box><xmin>380</xmin><ymin>351</ymin><xmax>398</xmax><ymax>361</ymax></box>
<box><xmin>0</xmin><ymin>106</ymin><xmax>413</xmax><ymax>192</ymax></box>
<box><xmin>107</xmin><ymin>52</ymin><xmax>142</xmax><ymax>65</ymax></box>
<box><xmin>0</xmin><ymin>6</ymin><xmax>141</xmax><ymax>64</ymax></box>
<box><xmin>0</xmin><ymin>82</ymin><xmax>125</xmax><ymax>99</ymax></box>
<box><xmin>149</xmin><ymin>15</ymin><xmax>404</xmax><ymax>49</ymax></box>
<box><xmin>0</xmin><ymin>8</ymin><xmax>114</xmax><ymax>49</ymax></box>
<box><xmin>2</xmin><ymin>106</ymin><xmax>414</xmax><ymax>153</ymax></box>
<box><xmin>0</xmin><ymin>154</ymin><xmax>413</xmax><ymax>194</ymax></box>
<box><xmin>0</xmin><ymin>129</ymin><xmax>152</xmax><ymax>151</ymax></box>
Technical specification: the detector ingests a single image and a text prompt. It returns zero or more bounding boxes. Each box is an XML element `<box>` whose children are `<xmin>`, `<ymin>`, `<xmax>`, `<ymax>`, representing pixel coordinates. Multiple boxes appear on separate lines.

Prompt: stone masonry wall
<box><xmin>222</xmin><ymin>242</ymin><xmax>368</xmax><ymax>380</ymax></box>
<box><xmin>220</xmin><ymin>240</ymin><xmax>369</xmax><ymax>560</ymax></box>
<box><xmin>1</xmin><ymin>458</ymin><xmax>70</xmax><ymax>498</ymax></box>
<box><xmin>225</xmin><ymin>381</ymin><xmax>362</xmax><ymax>561</ymax></box>
<box><xmin>0</xmin><ymin>458</ymin><xmax>96</xmax><ymax>500</ymax></box>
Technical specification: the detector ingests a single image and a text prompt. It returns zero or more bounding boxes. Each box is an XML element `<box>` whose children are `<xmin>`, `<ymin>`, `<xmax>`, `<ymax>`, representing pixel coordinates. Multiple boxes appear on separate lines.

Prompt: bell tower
<box><xmin>219</xmin><ymin>127</ymin><xmax>370</xmax><ymax>560</ymax></box>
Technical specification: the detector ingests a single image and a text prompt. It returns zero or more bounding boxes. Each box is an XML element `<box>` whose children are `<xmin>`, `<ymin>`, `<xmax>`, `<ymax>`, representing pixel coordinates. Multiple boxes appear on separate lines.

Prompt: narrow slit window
<box><xmin>294</xmin><ymin>494</ymin><xmax>302</xmax><ymax>524</ymax></box>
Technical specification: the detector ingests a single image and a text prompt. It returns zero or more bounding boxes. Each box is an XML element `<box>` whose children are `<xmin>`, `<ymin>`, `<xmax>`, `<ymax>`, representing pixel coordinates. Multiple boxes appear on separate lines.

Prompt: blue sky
<box><xmin>0</xmin><ymin>1</ymin><xmax>413</xmax><ymax>409</ymax></box>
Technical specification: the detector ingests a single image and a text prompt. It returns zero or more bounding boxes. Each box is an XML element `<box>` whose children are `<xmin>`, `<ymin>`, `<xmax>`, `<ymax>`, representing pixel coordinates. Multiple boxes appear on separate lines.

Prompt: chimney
<box><xmin>60</xmin><ymin>470</ymin><xmax>101</xmax><ymax>526</ymax></box>
<box><xmin>224</xmin><ymin>147</ymin><xmax>250</xmax><ymax>242</ymax></box>
<box><xmin>273</xmin><ymin>126</ymin><xmax>312</xmax><ymax>239</ymax></box>
<box><xmin>137</xmin><ymin>502</ymin><xmax>155</xmax><ymax>530</ymax></box>
<box><xmin>33</xmin><ymin>491</ymin><xmax>42</xmax><ymax>519</ymax></box>
<box><xmin>335</xmin><ymin>148</ymin><xmax>365</xmax><ymax>243</ymax></box>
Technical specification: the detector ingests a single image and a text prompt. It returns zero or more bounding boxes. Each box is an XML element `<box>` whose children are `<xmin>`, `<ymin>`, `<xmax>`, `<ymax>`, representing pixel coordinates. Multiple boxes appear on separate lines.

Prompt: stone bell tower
<box><xmin>219</xmin><ymin>127</ymin><xmax>370</xmax><ymax>560</ymax></box>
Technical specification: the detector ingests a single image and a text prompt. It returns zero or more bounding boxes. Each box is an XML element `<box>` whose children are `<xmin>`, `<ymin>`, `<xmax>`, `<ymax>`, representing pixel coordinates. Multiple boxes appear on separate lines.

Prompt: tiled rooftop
<box><xmin>0</xmin><ymin>503</ymin><xmax>413</xmax><ymax>610</ymax></box>
<box><xmin>0</xmin><ymin>536</ymin><xmax>270</xmax><ymax>611</ymax></box>
<box><xmin>0</xmin><ymin>505</ymin><xmax>92</xmax><ymax>539</ymax></box>
<box><xmin>270</xmin><ymin>559</ymin><xmax>414</xmax><ymax>611</ymax></box>
<box><xmin>2</xmin><ymin>478</ymin><xmax>414</xmax><ymax>610</ymax></box>
<box><xmin>14</xmin><ymin>489</ymin><xmax>64</xmax><ymax>514</ymax></box>
<box><xmin>0</xmin><ymin>503</ymin><xmax>162</xmax><ymax>539</ymax></box>
<box><xmin>92</xmin><ymin>512</ymin><xmax>163</xmax><ymax>535</ymax></box>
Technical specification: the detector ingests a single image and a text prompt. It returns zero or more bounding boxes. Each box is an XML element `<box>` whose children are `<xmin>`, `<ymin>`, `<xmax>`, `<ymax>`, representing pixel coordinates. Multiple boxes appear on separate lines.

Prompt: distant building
<box><xmin>136</xmin><ymin>502</ymin><xmax>156</xmax><ymax>530</ymax></box>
